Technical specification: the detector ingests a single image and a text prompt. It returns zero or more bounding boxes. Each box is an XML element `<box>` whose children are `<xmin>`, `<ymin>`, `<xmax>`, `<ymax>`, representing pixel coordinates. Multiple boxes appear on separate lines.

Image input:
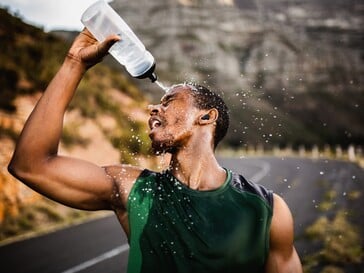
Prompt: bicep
<box><xmin>265</xmin><ymin>194</ymin><xmax>302</xmax><ymax>273</ymax></box>
<box><xmin>20</xmin><ymin>155</ymin><xmax>116</xmax><ymax>210</ymax></box>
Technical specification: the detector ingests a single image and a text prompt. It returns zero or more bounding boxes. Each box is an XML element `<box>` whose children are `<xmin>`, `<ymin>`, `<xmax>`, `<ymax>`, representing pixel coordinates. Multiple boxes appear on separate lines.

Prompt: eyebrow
<box><xmin>160</xmin><ymin>93</ymin><xmax>176</xmax><ymax>104</ymax></box>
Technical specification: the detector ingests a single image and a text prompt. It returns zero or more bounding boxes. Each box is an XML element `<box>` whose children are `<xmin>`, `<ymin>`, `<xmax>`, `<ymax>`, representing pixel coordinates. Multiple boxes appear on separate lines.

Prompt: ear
<box><xmin>198</xmin><ymin>108</ymin><xmax>218</xmax><ymax>125</ymax></box>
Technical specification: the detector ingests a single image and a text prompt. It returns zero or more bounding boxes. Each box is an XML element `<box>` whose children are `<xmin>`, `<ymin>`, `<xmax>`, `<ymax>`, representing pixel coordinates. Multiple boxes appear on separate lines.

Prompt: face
<box><xmin>148</xmin><ymin>85</ymin><xmax>200</xmax><ymax>153</ymax></box>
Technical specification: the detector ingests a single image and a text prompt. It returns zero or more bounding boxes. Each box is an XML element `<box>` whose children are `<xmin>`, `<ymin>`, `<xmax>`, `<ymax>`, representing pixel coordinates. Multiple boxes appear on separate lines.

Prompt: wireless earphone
<box><xmin>201</xmin><ymin>114</ymin><xmax>210</xmax><ymax>120</ymax></box>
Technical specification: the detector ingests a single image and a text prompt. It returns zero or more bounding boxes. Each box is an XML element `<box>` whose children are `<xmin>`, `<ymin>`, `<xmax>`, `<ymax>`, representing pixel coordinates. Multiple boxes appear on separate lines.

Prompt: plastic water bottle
<box><xmin>81</xmin><ymin>0</ymin><xmax>157</xmax><ymax>82</ymax></box>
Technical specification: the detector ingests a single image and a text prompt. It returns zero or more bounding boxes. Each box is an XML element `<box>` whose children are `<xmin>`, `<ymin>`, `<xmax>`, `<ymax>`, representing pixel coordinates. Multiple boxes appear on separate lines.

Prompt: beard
<box><xmin>150</xmin><ymin>137</ymin><xmax>177</xmax><ymax>154</ymax></box>
<box><xmin>149</xmin><ymin>130</ymin><xmax>179</xmax><ymax>154</ymax></box>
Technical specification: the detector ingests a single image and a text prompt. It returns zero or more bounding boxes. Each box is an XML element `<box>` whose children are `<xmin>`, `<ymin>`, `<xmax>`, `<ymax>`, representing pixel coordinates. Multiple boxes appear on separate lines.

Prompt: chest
<box><xmin>131</xmin><ymin>187</ymin><xmax>271</xmax><ymax>272</ymax></box>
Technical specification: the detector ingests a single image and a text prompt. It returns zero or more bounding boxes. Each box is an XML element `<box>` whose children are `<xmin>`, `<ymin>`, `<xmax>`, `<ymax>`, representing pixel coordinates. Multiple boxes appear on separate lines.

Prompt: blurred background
<box><xmin>0</xmin><ymin>0</ymin><xmax>363</xmax><ymax>272</ymax></box>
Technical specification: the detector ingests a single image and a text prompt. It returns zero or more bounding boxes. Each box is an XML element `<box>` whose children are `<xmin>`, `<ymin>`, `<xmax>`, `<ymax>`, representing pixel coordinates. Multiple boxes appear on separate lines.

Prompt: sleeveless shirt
<box><xmin>126</xmin><ymin>169</ymin><xmax>273</xmax><ymax>273</ymax></box>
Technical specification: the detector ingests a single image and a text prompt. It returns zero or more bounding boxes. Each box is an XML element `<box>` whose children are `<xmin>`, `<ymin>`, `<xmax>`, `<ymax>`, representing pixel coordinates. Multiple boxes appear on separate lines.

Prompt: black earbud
<box><xmin>201</xmin><ymin>114</ymin><xmax>210</xmax><ymax>120</ymax></box>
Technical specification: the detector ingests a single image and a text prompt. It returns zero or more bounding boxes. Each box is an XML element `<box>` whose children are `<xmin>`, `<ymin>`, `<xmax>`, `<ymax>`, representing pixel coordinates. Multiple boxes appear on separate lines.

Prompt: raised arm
<box><xmin>265</xmin><ymin>194</ymin><xmax>302</xmax><ymax>273</ymax></box>
<box><xmin>8</xmin><ymin>29</ymin><xmax>140</xmax><ymax>211</ymax></box>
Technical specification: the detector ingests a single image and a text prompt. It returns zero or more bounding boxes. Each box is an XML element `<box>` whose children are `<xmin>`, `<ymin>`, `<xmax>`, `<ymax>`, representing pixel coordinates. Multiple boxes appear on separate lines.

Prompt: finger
<box><xmin>97</xmin><ymin>35</ymin><xmax>121</xmax><ymax>56</ymax></box>
<box><xmin>81</xmin><ymin>27</ymin><xmax>92</xmax><ymax>36</ymax></box>
<box><xmin>80</xmin><ymin>28</ymin><xmax>97</xmax><ymax>41</ymax></box>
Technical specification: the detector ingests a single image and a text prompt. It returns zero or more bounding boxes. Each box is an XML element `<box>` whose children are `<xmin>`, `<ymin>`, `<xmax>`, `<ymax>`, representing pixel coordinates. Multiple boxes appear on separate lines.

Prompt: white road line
<box><xmin>61</xmin><ymin>244</ymin><xmax>129</xmax><ymax>273</ymax></box>
<box><xmin>248</xmin><ymin>160</ymin><xmax>271</xmax><ymax>183</ymax></box>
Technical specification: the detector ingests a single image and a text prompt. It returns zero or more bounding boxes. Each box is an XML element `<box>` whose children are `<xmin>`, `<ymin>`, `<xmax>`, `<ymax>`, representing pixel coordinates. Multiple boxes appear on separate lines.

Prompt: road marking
<box><xmin>248</xmin><ymin>160</ymin><xmax>271</xmax><ymax>183</ymax></box>
<box><xmin>60</xmin><ymin>244</ymin><xmax>129</xmax><ymax>273</ymax></box>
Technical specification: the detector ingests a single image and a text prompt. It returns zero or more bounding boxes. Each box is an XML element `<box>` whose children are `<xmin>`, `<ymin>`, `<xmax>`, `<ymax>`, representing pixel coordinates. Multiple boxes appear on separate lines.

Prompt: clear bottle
<box><xmin>81</xmin><ymin>0</ymin><xmax>157</xmax><ymax>82</ymax></box>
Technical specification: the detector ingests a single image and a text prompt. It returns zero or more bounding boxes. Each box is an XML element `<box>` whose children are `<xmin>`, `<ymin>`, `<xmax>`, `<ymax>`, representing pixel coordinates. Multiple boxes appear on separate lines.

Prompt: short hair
<box><xmin>185</xmin><ymin>83</ymin><xmax>230</xmax><ymax>148</ymax></box>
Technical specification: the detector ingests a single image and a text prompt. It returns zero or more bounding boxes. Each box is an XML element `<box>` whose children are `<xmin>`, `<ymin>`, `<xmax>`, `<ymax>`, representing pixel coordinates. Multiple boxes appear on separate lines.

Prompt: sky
<box><xmin>0</xmin><ymin>0</ymin><xmax>112</xmax><ymax>32</ymax></box>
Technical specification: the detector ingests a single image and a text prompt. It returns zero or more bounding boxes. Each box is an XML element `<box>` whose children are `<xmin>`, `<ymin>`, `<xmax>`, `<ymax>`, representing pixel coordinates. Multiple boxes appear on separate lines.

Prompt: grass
<box><xmin>61</xmin><ymin>122</ymin><xmax>90</xmax><ymax>148</ymax></box>
<box><xmin>0</xmin><ymin>199</ymin><xmax>97</xmax><ymax>243</ymax></box>
<box><xmin>305</xmin><ymin>210</ymin><xmax>363</xmax><ymax>263</ymax></box>
<box><xmin>317</xmin><ymin>190</ymin><xmax>337</xmax><ymax>212</ymax></box>
<box><xmin>0</xmin><ymin>126</ymin><xmax>18</xmax><ymax>142</ymax></box>
<box><xmin>303</xmin><ymin>195</ymin><xmax>363</xmax><ymax>273</ymax></box>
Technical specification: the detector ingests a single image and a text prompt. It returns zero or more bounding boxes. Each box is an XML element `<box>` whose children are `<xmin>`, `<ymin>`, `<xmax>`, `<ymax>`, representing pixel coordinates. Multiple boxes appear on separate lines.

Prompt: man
<box><xmin>8</xmin><ymin>29</ymin><xmax>302</xmax><ymax>272</ymax></box>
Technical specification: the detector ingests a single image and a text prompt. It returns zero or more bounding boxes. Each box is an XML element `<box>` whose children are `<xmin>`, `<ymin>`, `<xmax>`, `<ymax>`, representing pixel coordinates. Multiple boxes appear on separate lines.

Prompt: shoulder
<box><xmin>230</xmin><ymin>171</ymin><xmax>274</xmax><ymax>209</ymax></box>
<box><xmin>265</xmin><ymin>194</ymin><xmax>303</xmax><ymax>271</ymax></box>
<box><xmin>103</xmin><ymin>164</ymin><xmax>144</xmax><ymax>208</ymax></box>
<box><xmin>103</xmin><ymin>164</ymin><xmax>145</xmax><ymax>185</ymax></box>
<box><xmin>270</xmin><ymin>194</ymin><xmax>294</xmax><ymax>249</ymax></box>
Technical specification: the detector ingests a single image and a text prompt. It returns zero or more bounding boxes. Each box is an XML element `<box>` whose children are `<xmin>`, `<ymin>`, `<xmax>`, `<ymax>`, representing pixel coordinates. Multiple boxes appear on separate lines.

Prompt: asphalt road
<box><xmin>0</xmin><ymin>156</ymin><xmax>363</xmax><ymax>273</ymax></box>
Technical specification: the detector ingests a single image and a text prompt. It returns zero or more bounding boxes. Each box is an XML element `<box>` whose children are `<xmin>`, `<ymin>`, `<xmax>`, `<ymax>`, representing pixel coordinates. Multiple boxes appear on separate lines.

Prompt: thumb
<box><xmin>98</xmin><ymin>34</ymin><xmax>121</xmax><ymax>56</ymax></box>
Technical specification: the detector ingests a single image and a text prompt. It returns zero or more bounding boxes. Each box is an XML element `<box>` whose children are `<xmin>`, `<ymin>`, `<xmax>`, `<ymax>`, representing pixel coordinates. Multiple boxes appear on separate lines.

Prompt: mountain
<box><xmin>109</xmin><ymin>0</ymin><xmax>363</xmax><ymax>148</ymax></box>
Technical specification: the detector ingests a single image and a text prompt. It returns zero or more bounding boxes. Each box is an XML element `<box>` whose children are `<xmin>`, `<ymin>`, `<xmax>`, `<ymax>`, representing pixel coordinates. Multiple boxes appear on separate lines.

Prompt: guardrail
<box><xmin>219</xmin><ymin>144</ymin><xmax>364</xmax><ymax>167</ymax></box>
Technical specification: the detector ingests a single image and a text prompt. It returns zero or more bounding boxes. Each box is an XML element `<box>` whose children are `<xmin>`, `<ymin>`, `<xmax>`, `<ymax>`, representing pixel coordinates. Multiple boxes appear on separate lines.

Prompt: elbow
<box><xmin>7</xmin><ymin>155</ymin><xmax>33</xmax><ymax>181</ymax></box>
<box><xmin>8</xmin><ymin>157</ymin><xmax>23</xmax><ymax>180</ymax></box>
<box><xmin>8</xmin><ymin>148</ymin><xmax>53</xmax><ymax>183</ymax></box>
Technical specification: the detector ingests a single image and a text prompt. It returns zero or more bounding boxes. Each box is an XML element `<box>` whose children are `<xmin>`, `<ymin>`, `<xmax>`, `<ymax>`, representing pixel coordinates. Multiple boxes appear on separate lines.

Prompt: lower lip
<box><xmin>150</xmin><ymin>126</ymin><xmax>160</xmax><ymax>133</ymax></box>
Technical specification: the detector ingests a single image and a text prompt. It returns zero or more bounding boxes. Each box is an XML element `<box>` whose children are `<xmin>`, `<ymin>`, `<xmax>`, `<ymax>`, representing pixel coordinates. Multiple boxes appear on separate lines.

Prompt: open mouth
<box><xmin>149</xmin><ymin>118</ymin><xmax>162</xmax><ymax>130</ymax></box>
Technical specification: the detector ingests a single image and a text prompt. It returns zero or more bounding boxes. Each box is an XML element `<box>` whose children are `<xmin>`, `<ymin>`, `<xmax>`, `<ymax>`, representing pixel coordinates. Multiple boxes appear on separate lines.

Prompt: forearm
<box><xmin>9</xmin><ymin>58</ymin><xmax>86</xmax><ymax>173</ymax></box>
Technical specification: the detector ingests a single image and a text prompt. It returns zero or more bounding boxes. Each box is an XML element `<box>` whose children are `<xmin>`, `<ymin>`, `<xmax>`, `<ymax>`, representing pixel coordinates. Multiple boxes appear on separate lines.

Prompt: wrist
<box><xmin>64</xmin><ymin>54</ymin><xmax>88</xmax><ymax>73</ymax></box>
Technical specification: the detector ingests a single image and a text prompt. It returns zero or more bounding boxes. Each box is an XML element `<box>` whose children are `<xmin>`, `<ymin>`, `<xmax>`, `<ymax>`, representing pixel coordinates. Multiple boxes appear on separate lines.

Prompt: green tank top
<box><xmin>126</xmin><ymin>169</ymin><xmax>273</xmax><ymax>273</ymax></box>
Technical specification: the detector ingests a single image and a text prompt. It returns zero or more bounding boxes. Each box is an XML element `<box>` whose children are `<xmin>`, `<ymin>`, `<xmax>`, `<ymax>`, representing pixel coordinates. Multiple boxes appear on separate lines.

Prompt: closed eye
<box><xmin>162</xmin><ymin>99</ymin><xmax>173</xmax><ymax>107</ymax></box>
<box><xmin>161</xmin><ymin>94</ymin><xmax>175</xmax><ymax>107</ymax></box>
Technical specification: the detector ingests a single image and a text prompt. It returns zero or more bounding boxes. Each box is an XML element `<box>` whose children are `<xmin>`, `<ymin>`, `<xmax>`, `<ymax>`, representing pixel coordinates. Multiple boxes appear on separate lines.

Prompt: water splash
<box><xmin>155</xmin><ymin>80</ymin><xmax>169</xmax><ymax>93</ymax></box>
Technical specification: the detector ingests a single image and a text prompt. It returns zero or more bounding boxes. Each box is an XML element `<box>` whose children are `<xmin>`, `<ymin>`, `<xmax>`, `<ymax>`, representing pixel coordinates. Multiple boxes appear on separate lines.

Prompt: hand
<box><xmin>67</xmin><ymin>28</ymin><xmax>120</xmax><ymax>69</ymax></box>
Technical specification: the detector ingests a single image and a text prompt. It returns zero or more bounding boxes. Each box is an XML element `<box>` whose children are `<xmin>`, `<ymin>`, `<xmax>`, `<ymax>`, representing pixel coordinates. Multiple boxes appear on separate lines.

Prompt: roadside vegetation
<box><xmin>0</xmin><ymin>198</ymin><xmax>99</xmax><ymax>244</ymax></box>
<box><xmin>303</xmin><ymin>183</ymin><xmax>363</xmax><ymax>273</ymax></box>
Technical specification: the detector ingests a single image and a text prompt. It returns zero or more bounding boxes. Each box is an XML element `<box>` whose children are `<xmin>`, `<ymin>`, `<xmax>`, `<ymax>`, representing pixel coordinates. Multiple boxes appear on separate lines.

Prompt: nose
<box><xmin>148</xmin><ymin>104</ymin><xmax>160</xmax><ymax>115</ymax></box>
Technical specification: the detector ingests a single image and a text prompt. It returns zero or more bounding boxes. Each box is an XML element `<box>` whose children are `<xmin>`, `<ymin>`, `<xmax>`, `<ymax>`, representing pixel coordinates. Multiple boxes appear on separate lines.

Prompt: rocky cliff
<box><xmin>110</xmin><ymin>0</ymin><xmax>363</xmax><ymax>148</ymax></box>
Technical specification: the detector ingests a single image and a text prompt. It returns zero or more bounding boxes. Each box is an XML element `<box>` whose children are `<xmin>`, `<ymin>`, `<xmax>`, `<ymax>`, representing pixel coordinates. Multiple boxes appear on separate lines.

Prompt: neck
<box><xmin>168</xmin><ymin>138</ymin><xmax>226</xmax><ymax>191</ymax></box>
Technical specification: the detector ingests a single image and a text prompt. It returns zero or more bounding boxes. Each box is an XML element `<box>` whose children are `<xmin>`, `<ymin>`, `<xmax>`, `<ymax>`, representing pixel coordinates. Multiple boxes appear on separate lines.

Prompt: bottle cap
<box><xmin>136</xmin><ymin>63</ymin><xmax>157</xmax><ymax>82</ymax></box>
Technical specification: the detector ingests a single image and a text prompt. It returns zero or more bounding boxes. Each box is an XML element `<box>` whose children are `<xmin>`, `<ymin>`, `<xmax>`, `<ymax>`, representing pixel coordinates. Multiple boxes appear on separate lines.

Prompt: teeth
<box><xmin>152</xmin><ymin>120</ymin><xmax>161</xmax><ymax>128</ymax></box>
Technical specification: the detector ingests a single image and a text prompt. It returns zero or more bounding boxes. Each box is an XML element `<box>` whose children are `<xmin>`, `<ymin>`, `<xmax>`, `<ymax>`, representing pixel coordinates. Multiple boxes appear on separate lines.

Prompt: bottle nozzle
<box><xmin>148</xmin><ymin>72</ymin><xmax>157</xmax><ymax>82</ymax></box>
